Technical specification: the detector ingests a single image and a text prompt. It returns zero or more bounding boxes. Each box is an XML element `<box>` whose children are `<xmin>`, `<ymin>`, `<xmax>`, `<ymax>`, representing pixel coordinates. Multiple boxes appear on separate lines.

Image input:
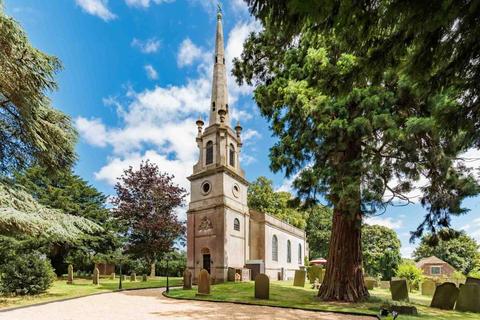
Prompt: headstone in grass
<box><xmin>67</xmin><ymin>264</ymin><xmax>74</xmax><ymax>284</ymax></box>
<box><xmin>430</xmin><ymin>282</ymin><xmax>459</xmax><ymax>310</ymax></box>
<box><xmin>455</xmin><ymin>283</ymin><xmax>480</xmax><ymax>312</ymax></box>
<box><xmin>380</xmin><ymin>281</ymin><xmax>390</xmax><ymax>289</ymax></box>
<box><xmin>421</xmin><ymin>280</ymin><xmax>436</xmax><ymax>296</ymax></box>
<box><xmin>93</xmin><ymin>267</ymin><xmax>100</xmax><ymax>285</ymax></box>
<box><xmin>254</xmin><ymin>273</ymin><xmax>269</xmax><ymax>299</ymax></box>
<box><xmin>196</xmin><ymin>269</ymin><xmax>210</xmax><ymax>296</ymax></box>
<box><xmin>130</xmin><ymin>272</ymin><xmax>136</xmax><ymax>282</ymax></box>
<box><xmin>183</xmin><ymin>269</ymin><xmax>192</xmax><ymax>289</ymax></box>
<box><xmin>241</xmin><ymin>268</ymin><xmax>251</xmax><ymax>281</ymax></box>
<box><xmin>364</xmin><ymin>277</ymin><xmax>376</xmax><ymax>290</ymax></box>
<box><xmin>227</xmin><ymin>267</ymin><xmax>235</xmax><ymax>281</ymax></box>
<box><xmin>111</xmin><ymin>272</ymin><xmax>116</xmax><ymax>280</ymax></box>
<box><xmin>293</xmin><ymin>269</ymin><xmax>306</xmax><ymax>287</ymax></box>
<box><xmin>465</xmin><ymin>277</ymin><xmax>480</xmax><ymax>286</ymax></box>
<box><xmin>235</xmin><ymin>273</ymin><xmax>241</xmax><ymax>282</ymax></box>
<box><xmin>390</xmin><ymin>279</ymin><xmax>408</xmax><ymax>301</ymax></box>
<box><xmin>121</xmin><ymin>274</ymin><xmax>126</xmax><ymax>281</ymax></box>
<box><xmin>142</xmin><ymin>274</ymin><xmax>147</xmax><ymax>282</ymax></box>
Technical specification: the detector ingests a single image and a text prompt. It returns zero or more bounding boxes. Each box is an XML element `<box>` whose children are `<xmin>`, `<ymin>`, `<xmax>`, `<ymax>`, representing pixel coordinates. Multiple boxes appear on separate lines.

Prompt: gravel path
<box><xmin>0</xmin><ymin>288</ymin><xmax>374</xmax><ymax>320</ymax></box>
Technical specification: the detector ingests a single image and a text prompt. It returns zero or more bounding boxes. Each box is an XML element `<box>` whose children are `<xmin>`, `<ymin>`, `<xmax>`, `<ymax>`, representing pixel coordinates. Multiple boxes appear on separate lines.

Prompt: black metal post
<box><xmin>119</xmin><ymin>263</ymin><xmax>123</xmax><ymax>290</ymax></box>
<box><xmin>166</xmin><ymin>255</ymin><xmax>170</xmax><ymax>293</ymax></box>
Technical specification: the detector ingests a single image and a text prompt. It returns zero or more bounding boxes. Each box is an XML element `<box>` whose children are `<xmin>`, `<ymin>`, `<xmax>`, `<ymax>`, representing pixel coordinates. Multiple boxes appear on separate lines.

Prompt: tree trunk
<box><xmin>150</xmin><ymin>263</ymin><xmax>156</xmax><ymax>278</ymax></box>
<box><xmin>317</xmin><ymin>208</ymin><xmax>368</xmax><ymax>302</ymax></box>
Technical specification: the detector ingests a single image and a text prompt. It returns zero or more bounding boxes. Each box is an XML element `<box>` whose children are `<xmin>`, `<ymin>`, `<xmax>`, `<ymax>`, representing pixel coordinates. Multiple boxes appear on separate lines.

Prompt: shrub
<box><xmin>0</xmin><ymin>252</ymin><xmax>56</xmax><ymax>295</ymax></box>
<box><xmin>395</xmin><ymin>262</ymin><xmax>423</xmax><ymax>292</ymax></box>
<box><xmin>306</xmin><ymin>265</ymin><xmax>323</xmax><ymax>284</ymax></box>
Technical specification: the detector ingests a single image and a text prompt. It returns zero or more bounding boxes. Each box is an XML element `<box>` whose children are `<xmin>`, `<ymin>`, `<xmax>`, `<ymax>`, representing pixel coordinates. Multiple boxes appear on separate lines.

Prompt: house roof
<box><xmin>416</xmin><ymin>256</ymin><xmax>451</xmax><ymax>268</ymax></box>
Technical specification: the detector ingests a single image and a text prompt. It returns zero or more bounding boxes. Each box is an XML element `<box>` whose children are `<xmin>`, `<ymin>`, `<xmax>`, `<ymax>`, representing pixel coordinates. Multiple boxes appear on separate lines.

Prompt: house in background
<box><xmin>416</xmin><ymin>256</ymin><xmax>456</xmax><ymax>277</ymax></box>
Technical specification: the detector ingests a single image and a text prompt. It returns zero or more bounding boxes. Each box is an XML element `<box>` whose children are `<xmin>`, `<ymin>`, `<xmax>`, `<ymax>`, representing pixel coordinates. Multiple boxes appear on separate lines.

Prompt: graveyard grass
<box><xmin>0</xmin><ymin>276</ymin><xmax>182</xmax><ymax>310</ymax></box>
<box><xmin>166</xmin><ymin>281</ymin><xmax>480</xmax><ymax>320</ymax></box>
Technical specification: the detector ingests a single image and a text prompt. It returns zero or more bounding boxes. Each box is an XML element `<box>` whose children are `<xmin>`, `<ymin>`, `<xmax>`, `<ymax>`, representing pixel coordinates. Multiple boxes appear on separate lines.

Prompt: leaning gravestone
<box><xmin>421</xmin><ymin>279</ymin><xmax>436</xmax><ymax>296</ymax></box>
<box><xmin>227</xmin><ymin>267</ymin><xmax>236</xmax><ymax>282</ymax></box>
<box><xmin>67</xmin><ymin>264</ymin><xmax>74</xmax><ymax>284</ymax></box>
<box><xmin>183</xmin><ymin>269</ymin><xmax>192</xmax><ymax>289</ymax></box>
<box><xmin>455</xmin><ymin>283</ymin><xmax>480</xmax><ymax>313</ymax></box>
<box><xmin>430</xmin><ymin>282</ymin><xmax>459</xmax><ymax>310</ymax></box>
<box><xmin>465</xmin><ymin>277</ymin><xmax>480</xmax><ymax>286</ymax></box>
<box><xmin>390</xmin><ymin>279</ymin><xmax>409</xmax><ymax>301</ymax></box>
<box><xmin>254</xmin><ymin>273</ymin><xmax>269</xmax><ymax>299</ymax></box>
<box><xmin>196</xmin><ymin>269</ymin><xmax>210</xmax><ymax>296</ymax></box>
<box><xmin>293</xmin><ymin>270</ymin><xmax>306</xmax><ymax>287</ymax></box>
<box><xmin>93</xmin><ymin>267</ymin><xmax>100</xmax><ymax>285</ymax></box>
<box><xmin>130</xmin><ymin>272</ymin><xmax>136</xmax><ymax>282</ymax></box>
<box><xmin>142</xmin><ymin>274</ymin><xmax>147</xmax><ymax>282</ymax></box>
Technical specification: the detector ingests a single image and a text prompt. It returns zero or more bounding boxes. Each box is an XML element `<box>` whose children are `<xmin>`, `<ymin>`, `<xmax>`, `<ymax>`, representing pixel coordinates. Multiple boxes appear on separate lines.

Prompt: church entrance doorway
<box><xmin>202</xmin><ymin>254</ymin><xmax>211</xmax><ymax>274</ymax></box>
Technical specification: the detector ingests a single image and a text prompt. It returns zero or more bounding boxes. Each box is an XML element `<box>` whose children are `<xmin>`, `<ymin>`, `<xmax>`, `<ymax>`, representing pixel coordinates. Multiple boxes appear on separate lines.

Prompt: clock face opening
<box><xmin>201</xmin><ymin>181</ymin><xmax>211</xmax><ymax>195</ymax></box>
<box><xmin>232</xmin><ymin>184</ymin><xmax>240</xmax><ymax>198</ymax></box>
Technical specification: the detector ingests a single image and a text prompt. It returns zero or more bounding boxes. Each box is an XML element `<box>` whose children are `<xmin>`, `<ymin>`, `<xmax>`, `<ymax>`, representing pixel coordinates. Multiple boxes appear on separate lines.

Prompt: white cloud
<box><xmin>177</xmin><ymin>38</ymin><xmax>208</xmax><ymax>67</ymax></box>
<box><xmin>131</xmin><ymin>38</ymin><xmax>161</xmax><ymax>54</ymax></box>
<box><xmin>75</xmin><ymin>0</ymin><xmax>116</xmax><ymax>21</ymax></box>
<box><xmin>125</xmin><ymin>0</ymin><xmax>173</xmax><ymax>8</ymax></box>
<box><xmin>364</xmin><ymin>216</ymin><xmax>404</xmax><ymax>229</ymax></box>
<box><xmin>230</xmin><ymin>107</ymin><xmax>253</xmax><ymax>122</ymax></box>
<box><xmin>400</xmin><ymin>245</ymin><xmax>414</xmax><ymax>258</ymax></box>
<box><xmin>76</xmin><ymin>117</ymin><xmax>108</xmax><ymax>147</ymax></box>
<box><xmin>240</xmin><ymin>153</ymin><xmax>256</xmax><ymax>165</ymax></box>
<box><xmin>144</xmin><ymin>64</ymin><xmax>158</xmax><ymax>80</ymax></box>
<box><xmin>242</xmin><ymin>129</ymin><xmax>261</xmax><ymax>143</ymax></box>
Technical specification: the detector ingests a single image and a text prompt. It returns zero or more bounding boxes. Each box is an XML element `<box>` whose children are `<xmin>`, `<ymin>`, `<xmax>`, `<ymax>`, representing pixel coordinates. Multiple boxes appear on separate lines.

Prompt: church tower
<box><xmin>186</xmin><ymin>8</ymin><xmax>249</xmax><ymax>283</ymax></box>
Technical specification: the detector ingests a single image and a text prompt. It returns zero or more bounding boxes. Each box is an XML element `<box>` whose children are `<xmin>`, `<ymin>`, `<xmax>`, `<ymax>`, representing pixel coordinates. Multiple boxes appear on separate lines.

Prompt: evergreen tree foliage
<box><xmin>0</xmin><ymin>3</ymin><xmax>76</xmax><ymax>174</ymax></box>
<box><xmin>304</xmin><ymin>205</ymin><xmax>332</xmax><ymax>259</ymax></box>
<box><xmin>14</xmin><ymin>166</ymin><xmax>121</xmax><ymax>273</ymax></box>
<box><xmin>248</xmin><ymin>176</ymin><xmax>306</xmax><ymax>228</ymax></box>
<box><xmin>413</xmin><ymin>231</ymin><xmax>480</xmax><ymax>275</ymax></box>
<box><xmin>234</xmin><ymin>0</ymin><xmax>479</xmax><ymax>301</ymax></box>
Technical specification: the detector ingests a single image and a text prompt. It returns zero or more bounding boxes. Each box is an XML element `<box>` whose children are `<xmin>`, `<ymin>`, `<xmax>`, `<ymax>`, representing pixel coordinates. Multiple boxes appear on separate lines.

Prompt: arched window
<box><xmin>206</xmin><ymin>141</ymin><xmax>213</xmax><ymax>165</ymax></box>
<box><xmin>212</xmin><ymin>102</ymin><xmax>216</xmax><ymax>111</ymax></box>
<box><xmin>233</xmin><ymin>218</ymin><xmax>240</xmax><ymax>231</ymax></box>
<box><xmin>298</xmin><ymin>243</ymin><xmax>302</xmax><ymax>264</ymax></box>
<box><xmin>287</xmin><ymin>240</ymin><xmax>291</xmax><ymax>263</ymax></box>
<box><xmin>229</xmin><ymin>144</ymin><xmax>235</xmax><ymax>167</ymax></box>
<box><xmin>272</xmin><ymin>235</ymin><xmax>278</xmax><ymax>261</ymax></box>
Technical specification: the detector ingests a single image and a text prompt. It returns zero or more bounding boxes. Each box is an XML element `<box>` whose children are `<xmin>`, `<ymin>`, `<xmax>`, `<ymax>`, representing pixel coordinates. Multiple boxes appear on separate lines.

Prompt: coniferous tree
<box><xmin>234</xmin><ymin>2</ymin><xmax>479</xmax><ymax>301</ymax></box>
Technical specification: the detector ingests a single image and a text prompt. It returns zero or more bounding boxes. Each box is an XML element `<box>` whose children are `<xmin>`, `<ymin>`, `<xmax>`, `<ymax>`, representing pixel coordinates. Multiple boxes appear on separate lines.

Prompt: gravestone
<box><xmin>390</xmin><ymin>279</ymin><xmax>409</xmax><ymax>301</ymax></box>
<box><xmin>121</xmin><ymin>274</ymin><xmax>126</xmax><ymax>281</ymax></box>
<box><xmin>67</xmin><ymin>264</ymin><xmax>74</xmax><ymax>284</ymax></box>
<box><xmin>254</xmin><ymin>273</ymin><xmax>269</xmax><ymax>299</ymax></box>
<box><xmin>313</xmin><ymin>278</ymin><xmax>320</xmax><ymax>289</ymax></box>
<box><xmin>293</xmin><ymin>270</ymin><xmax>306</xmax><ymax>287</ymax></box>
<box><xmin>455</xmin><ymin>283</ymin><xmax>480</xmax><ymax>313</ymax></box>
<box><xmin>142</xmin><ymin>274</ymin><xmax>147</xmax><ymax>282</ymax></box>
<box><xmin>364</xmin><ymin>278</ymin><xmax>376</xmax><ymax>290</ymax></box>
<box><xmin>430</xmin><ymin>282</ymin><xmax>459</xmax><ymax>310</ymax></box>
<box><xmin>241</xmin><ymin>268</ymin><xmax>251</xmax><ymax>281</ymax></box>
<box><xmin>235</xmin><ymin>273</ymin><xmax>241</xmax><ymax>282</ymax></box>
<box><xmin>130</xmin><ymin>272</ymin><xmax>136</xmax><ymax>282</ymax></box>
<box><xmin>183</xmin><ymin>269</ymin><xmax>192</xmax><ymax>289</ymax></box>
<box><xmin>465</xmin><ymin>277</ymin><xmax>480</xmax><ymax>286</ymax></box>
<box><xmin>421</xmin><ymin>280</ymin><xmax>436</xmax><ymax>296</ymax></box>
<box><xmin>196</xmin><ymin>269</ymin><xmax>210</xmax><ymax>296</ymax></box>
<box><xmin>319</xmin><ymin>269</ymin><xmax>325</xmax><ymax>282</ymax></box>
<box><xmin>110</xmin><ymin>272</ymin><xmax>116</xmax><ymax>280</ymax></box>
<box><xmin>92</xmin><ymin>267</ymin><xmax>99</xmax><ymax>285</ymax></box>
<box><xmin>227</xmin><ymin>267</ymin><xmax>236</xmax><ymax>282</ymax></box>
<box><xmin>380</xmin><ymin>281</ymin><xmax>390</xmax><ymax>289</ymax></box>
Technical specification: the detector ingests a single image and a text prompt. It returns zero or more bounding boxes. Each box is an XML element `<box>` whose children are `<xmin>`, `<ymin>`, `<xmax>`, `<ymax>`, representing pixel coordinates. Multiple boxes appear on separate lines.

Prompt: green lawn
<box><xmin>166</xmin><ymin>281</ymin><xmax>480</xmax><ymax>320</ymax></box>
<box><xmin>0</xmin><ymin>276</ymin><xmax>182</xmax><ymax>310</ymax></box>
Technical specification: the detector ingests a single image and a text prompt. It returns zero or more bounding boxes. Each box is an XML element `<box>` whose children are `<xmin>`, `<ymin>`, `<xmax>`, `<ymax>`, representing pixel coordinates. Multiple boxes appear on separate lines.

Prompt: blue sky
<box><xmin>5</xmin><ymin>0</ymin><xmax>480</xmax><ymax>258</ymax></box>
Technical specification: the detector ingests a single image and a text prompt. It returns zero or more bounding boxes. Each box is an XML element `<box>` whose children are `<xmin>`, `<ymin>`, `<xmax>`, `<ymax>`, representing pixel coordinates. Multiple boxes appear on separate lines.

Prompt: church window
<box><xmin>215</xmin><ymin>55</ymin><xmax>217</xmax><ymax>63</ymax></box>
<box><xmin>229</xmin><ymin>144</ymin><xmax>235</xmax><ymax>167</ymax></box>
<box><xmin>233</xmin><ymin>218</ymin><xmax>240</xmax><ymax>231</ymax></box>
<box><xmin>212</xmin><ymin>102</ymin><xmax>216</xmax><ymax>111</ymax></box>
<box><xmin>287</xmin><ymin>240</ymin><xmax>291</xmax><ymax>263</ymax></box>
<box><xmin>232</xmin><ymin>184</ymin><xmax>240</xmax><ymax>198</ymax></box>
<box><xmin>298</xmin><ymin>243</ymin><xmax>302</xmax><ymax>265</ymax></box>
<box><xmin>223</xmin><ymin>57</ymin><xmax>225</xmax><ymax>64</ymax></box>
<box><xmin>206</xmin><ymin>141</ymin><xmax>213</xmax><ymax>165</ymax></box>
<box><xmin>272</xmin><ymin>235</ymin><xmax>278</xmax><ymax>261</ymax></box>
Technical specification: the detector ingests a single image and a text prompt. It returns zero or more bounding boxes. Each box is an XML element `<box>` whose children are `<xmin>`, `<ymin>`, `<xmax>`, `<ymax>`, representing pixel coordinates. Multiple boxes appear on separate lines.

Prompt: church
<box><xmin>186</xmin><ymin>10</ymin><xmax>307</xmax><ymax>283</ymax></box>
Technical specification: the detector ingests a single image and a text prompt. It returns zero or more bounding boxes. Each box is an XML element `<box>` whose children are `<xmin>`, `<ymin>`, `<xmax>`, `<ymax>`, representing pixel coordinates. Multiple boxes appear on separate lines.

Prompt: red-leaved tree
<box><xmin>112</xmin><ymin>160</ymin><xmax>186</xmax><ymax>276</ymax></box>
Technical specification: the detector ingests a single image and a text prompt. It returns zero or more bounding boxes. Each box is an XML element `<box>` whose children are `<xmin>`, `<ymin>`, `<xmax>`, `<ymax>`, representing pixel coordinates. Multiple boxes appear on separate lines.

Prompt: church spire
<box><xmin>209</xmin><ymin>3</ymin><xmax>229</xmax><ymax>125</ymax></box>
